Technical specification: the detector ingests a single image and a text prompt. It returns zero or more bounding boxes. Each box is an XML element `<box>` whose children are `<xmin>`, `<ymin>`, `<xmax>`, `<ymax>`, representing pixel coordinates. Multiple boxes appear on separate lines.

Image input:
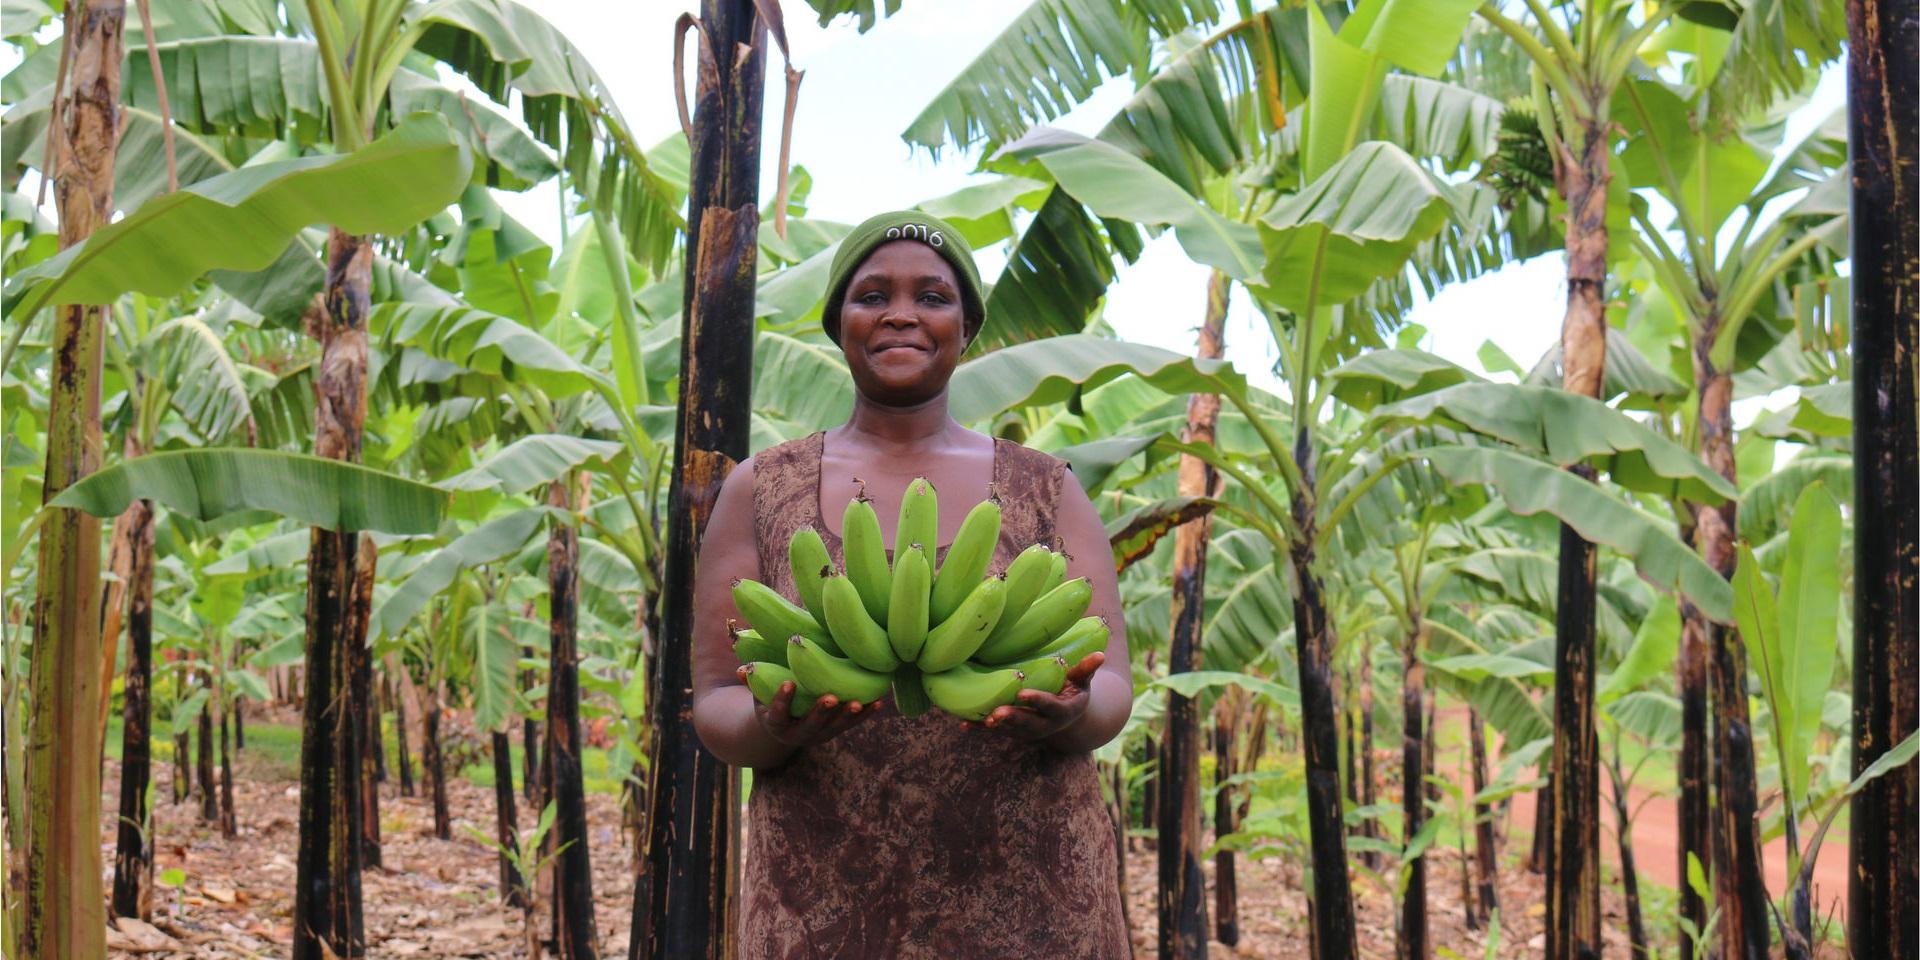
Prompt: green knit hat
<box><xmin>821</xmin><ymin>210</ymin><xmax>985</xmax><ymax>345</ymax></box>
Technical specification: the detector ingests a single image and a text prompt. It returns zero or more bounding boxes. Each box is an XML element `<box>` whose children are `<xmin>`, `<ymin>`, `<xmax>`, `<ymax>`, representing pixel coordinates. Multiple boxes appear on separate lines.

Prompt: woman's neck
<box><xmin>842</xmin><ymin>389</ymin><xmax>956</xmax><ymax>451</ymax></box>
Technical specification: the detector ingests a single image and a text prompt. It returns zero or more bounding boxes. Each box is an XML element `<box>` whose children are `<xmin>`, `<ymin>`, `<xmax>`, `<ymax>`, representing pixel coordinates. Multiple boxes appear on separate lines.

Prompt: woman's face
<box><xmin>837</xmin><ymin>239</ymin><xmax>967</xmax><ymax>406</ymax></box>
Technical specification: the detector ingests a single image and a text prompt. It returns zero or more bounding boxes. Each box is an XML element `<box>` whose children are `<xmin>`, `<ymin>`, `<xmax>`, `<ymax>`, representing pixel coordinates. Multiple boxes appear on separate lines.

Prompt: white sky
<box><xmin>495</xmin><ymin>1</ymin><xmax>1845</xmax><ymax>426</ymax></box>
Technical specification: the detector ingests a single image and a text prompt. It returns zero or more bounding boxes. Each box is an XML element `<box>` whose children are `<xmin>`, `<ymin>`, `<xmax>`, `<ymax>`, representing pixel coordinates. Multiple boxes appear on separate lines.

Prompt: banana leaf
<box><xmin>4</xmin><ymin>114</ymin><xmax>471</xmax><ymax>319</ymax></box>
<box><xmin>899</xmin><ymin>0</ymin><xmax>1220</xmax><ymax>152</ymax></box>
<box><xmin>52</xmin><ymin>448</ymin><xmax>445</xmax><ymax>534</ymax></box>
<box><xmin>1415</xmin><ymin>445</ymin><xmax>1733</xmax><ymax>622</ymax></box>
<box><xmin>1371</xmin><ymin>382</ymin><xmax>1737</xmax><ymax>503</ymax></box>
<box><xmin>949</xmin><ymin>334</ymin><xmax>1244</xmax><ymax>424</ymax></box>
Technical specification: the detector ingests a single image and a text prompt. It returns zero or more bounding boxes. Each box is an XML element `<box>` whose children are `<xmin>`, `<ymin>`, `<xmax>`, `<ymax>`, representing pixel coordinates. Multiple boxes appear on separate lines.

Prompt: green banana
<box><xmin>915</xmin><ymin>575</ymin><xmax>1008</xmax><ymax>672</ymax></box>
<box><xmin>1023</xmin><ymin>615</ymin><xmax>1110</xmax><ymax>667</ymax></box>
<box><xmin>887</xmin><ymin>544</ymin><xmax>932</xmax><ymax>662</ymax></box>
<box><xmin>972</xmin><ymin>576</ymin><xmax>1093</xmax><ymax>663</ymax></box>
<box><xmin>1042</xmin><ymin>550</ymin><xmax>1068</xmax><ymax>595</ymax></box>
<box><xmin>923</xmin><ymin>662</ymin><xmax>1025</xmax><ymax>721</ymax></box>
<box><xmin>787</xmin><ymin>636</ymin><xmax>892</xmax><ymax>704</ymax></box>
<box><xmin>996</xmin><ymin>544</ymin><xmax>1057</xmax><ymax>630</ymax></box>
<box><xmin>931</xmin><ymin>497</ymin><xmax>1001</xmax><ymax>623</ymax></box>
<box><xmin>842</xmin><ymin>493</ymin><xmax>891</xmax><ymax>623</ymax></box>
<box><xmin>730</xmin><ymin>625</ymin><xmax>788</xmax><ymax>666</ymax></box>
<box><xmin>743</xmin><ymin>662</ymin><xmax>815</xmax><ymax>717</ymax></box>
<box><xmin>1011</xmin><ymin>654</ymin><xmax>1069</xmax><ymax>696</ymax></box>
<box><xmin>821</xmin><ymin>572</ymin><xmax>900</xmax><ymax>671</ymax></box>
<box><xmin>892</xmin><ymin>663</ymin><xmax>931</xmax><ymax>718</ymax></box>
<box><xmin>787</xmin><ymin>526</ymin><xmax>834</xmax><ymax>629</ymax></box>
<box><xmin>732</xmin><ymin>578</ymin><xmax>837</xmax><ymax>654</ymax></box>
<box><xmin>896</xmin><ymin>477</ymin><xmax>938</xmax><ymax>574</ymax></box>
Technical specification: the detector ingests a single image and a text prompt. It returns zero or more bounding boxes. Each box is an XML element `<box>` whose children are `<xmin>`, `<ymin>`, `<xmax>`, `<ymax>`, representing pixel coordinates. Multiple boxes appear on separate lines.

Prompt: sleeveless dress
<box><xmin>741</xmin><ymin>431</ymin><xmax>1131</xmax><ymax>960</ymax></box>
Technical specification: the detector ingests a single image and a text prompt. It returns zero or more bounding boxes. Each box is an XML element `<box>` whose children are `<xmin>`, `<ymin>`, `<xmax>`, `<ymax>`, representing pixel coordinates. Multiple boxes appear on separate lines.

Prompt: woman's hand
<box><xmin>741</xmin><ymin>665</ymin><xmax>885</xmax><ymax>750</ymax></box>
<box><xmin>966</xmin><ymin>652</ymin><xmax>1104</xmax><ymax>743</ymax></box>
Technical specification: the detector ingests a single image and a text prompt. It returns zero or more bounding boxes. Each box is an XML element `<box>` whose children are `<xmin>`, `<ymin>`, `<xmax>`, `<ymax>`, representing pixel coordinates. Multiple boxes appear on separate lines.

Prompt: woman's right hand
<box><xmin>740</xmin><ymin>664</ymin><xmax>885</xmax><ymax>749</ymax></box>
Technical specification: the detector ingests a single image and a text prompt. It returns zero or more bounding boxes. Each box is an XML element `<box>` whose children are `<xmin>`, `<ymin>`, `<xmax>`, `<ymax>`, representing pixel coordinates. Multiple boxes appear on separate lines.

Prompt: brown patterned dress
<box><xmin>741</xmin><ymin>431</ymin><xmax>1130</xmax><ymax>960</ymax></box>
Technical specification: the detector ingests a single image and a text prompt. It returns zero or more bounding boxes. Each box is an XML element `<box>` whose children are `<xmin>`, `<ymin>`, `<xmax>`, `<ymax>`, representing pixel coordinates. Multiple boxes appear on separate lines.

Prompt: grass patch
<box><xmin>105</xmin><ymin>710</ymin><xmax>632</xmax><ymax>797</ymax></box>
<box><xmin>459</xmin><ymin>738</ymin><xmax>627</xmax><ymax>797</ymax></box>
<box><xmin>104</xmin><ymin>712</ymin><xmax>304</xmax><ymax>782</ymax></box>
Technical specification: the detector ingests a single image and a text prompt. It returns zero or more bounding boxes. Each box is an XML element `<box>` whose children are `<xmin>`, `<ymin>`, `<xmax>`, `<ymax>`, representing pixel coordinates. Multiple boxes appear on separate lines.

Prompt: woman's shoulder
<box><xmin>992</xmin><ymin>433</ymin><xmax>1070</xmax><ymax>477</ymax></box>
<box><xmin>748</xmin><ymin>431</ymin><xmax>827</xmax><ymax>477</ymax></box>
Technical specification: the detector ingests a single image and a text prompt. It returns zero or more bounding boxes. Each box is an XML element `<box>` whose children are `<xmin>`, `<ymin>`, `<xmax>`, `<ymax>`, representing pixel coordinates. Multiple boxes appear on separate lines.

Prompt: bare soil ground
<box><xmin>98</xmin><ymin>705</ymin><xmax>1849</xmax><ymax>958</ymax></box>
<box><xmin>100</xmin><ymin>713</ymin><xmax>640</xmax><ymax>958</ymax></box>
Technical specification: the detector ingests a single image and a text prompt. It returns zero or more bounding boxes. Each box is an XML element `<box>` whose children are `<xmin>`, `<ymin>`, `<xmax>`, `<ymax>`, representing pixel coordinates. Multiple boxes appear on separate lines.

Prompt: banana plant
<box><xmin>3</xmin><ymin>5</ymin><xmax>679</xmax><ymax>946</ymax></box>
<box><xmin>1619</xmin><ymin>81</ymin><xmax>1847</xmax><ymax>960</ymax></box>
<box><xmin>1465</xmin><ymin>2</ymin><xmax>1684</xmax><ymax>946</ymax></box>
<box><xmin>1732</xmin><ymin>481</ymin><xmax>1845</xmax><ymax>954</ymax></box>
<box><xmin>1468</xmin><ymin>4</ymin><xmax>1847</xmax><ymax>953</ymax></box>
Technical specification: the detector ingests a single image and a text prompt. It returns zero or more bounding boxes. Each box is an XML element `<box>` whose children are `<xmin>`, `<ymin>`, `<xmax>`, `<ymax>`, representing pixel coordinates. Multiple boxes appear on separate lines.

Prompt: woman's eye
<box><xmin>920</xmin><ymin>292</ymin><xmax>950</xmax><ymax>305</ymax></box>
<box><xmin>857</xmin><ymin>291</ymin><xmax>885</xmax><ymax>304</ymax></box>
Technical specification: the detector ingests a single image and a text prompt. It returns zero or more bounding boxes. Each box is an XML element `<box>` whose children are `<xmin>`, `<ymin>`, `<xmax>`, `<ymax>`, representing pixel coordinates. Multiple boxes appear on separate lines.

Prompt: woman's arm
<box><xmin>690</xmin><ymin>459</ymin><xmax>795</xmax><ymax>767</ymax></box>
<box><xmin>690</xmin><ymin>459</ymin><xmax>880</xmax><ymax>769</ymax></box>
<box><xmin>1038</xmin><ymin>474</ymin><xmax>1133</xmax><ymax>753</ymax></box>
<box><xmin>974</xmin><ymin>470</ymin><xmax>1135</xmax><ymax>752</ymax></box>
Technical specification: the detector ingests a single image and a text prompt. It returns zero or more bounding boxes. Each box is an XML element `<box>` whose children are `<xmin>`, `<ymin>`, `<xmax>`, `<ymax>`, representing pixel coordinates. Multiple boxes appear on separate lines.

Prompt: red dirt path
<box><xmin>1431</xmin><ymin>706</ymin><xmax>1852</xmax><ymax>923</ymax></box>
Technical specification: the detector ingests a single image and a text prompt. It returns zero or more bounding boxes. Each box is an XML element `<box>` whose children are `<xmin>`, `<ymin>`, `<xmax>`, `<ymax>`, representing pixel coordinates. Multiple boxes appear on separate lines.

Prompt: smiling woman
<box><xmin>688</xmin><ymin>211</ymin><xmax>1134</xmax><ymax>959</ymax></box>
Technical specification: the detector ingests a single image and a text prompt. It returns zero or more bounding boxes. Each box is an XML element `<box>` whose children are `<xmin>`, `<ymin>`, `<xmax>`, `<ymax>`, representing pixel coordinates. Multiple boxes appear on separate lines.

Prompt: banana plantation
<box><xmin>0</xmin><ymin>0</ymin><xmax>1913</xmax><ymax>957</ymax></box>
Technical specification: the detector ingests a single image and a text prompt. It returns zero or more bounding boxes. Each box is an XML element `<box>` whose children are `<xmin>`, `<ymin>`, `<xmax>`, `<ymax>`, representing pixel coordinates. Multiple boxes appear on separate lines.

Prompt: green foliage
<box><xmin>899</xmin><ymin>0</ymin><xmax>1222</xmax><ymax>153</ymax></box>
<box><xmin>52</xmin><ymin>449</ymin><xmax>446</xmax><ymax>534</ymax></box>
<box><xmin>4</xmin><ymin>114</ymin><xmax>471</xmax><ymax>318</ymax></box>
<box><xmin>1738</xmin><ymin>481</ymin><xmax>1843</xmax><ymax>806</ymax></box>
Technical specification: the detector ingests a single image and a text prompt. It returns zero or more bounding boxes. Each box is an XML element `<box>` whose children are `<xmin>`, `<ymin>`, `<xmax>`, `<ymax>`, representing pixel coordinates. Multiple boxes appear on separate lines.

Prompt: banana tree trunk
<box><xmin>492</xmin><ymin>729</ymin><xmax>529</xmax><ymax>910</ymax></box>
<box><xmin>197</xmin><ymin>702</ymin><xmax>216</xmax><ymax>822</ymax></box>
<box><xmin>1544</xmin><ymin>110</ymin><xmax>1610</xmax><ymax>960</ymax></box>
<box><xmin>423</xmin><ymin>680</ymin><xmax>449</xmax><ymax>840</ymax></box>
<box><xmin>1344</xmin><ymin>676</ymin><xmax>1359</xmax><ymax>808</ymax></box>
<box><xmin>1160</xmin><ymin>268</ymin><xmax>1227</xmax><ymax>960</ymax></box>
<box><xmin>1691</xmin><ymin>311</ymin><xmax>1770</xmax><ymax>960</ymax></box>
<box><xmin>371</xmin><ymin>696</ymin><xmax>385</xmax><ymax>782</ymax></box>
<box><xmin>1676</xmin><ymin>603</ymin><xmax>1710</xmax><ymax>959</ymax></box>
<box><xmin>234</xmin><ymin>698</ymin><xmax>244</xmax><ymax>750</ymax></box>
<box><xmin>172</xmin><ymin>726</ymin><xmax>188</xmax><ymax>804</ymax></box>
<box><xmin>1849</xmin><ymin>3</ymin><xmax>1920</xmax><ymax>957</ymax></box>
<box><xmin>1527</xmin><ymin>784</ymin><xmax>1549</xmax><ymax>873</ymax></box>
<box><xmin>522</xmin><ymin>668</ymin><xmax>540</xmax><ymax>803</ymax></box>
<box><xmin>1468</xmin><ymin>708</ymin><xmax>1498</xmax><ymax>925</ymax></box>
<box><xmin>391</xmin><ymin>673</ymin><xmax>414</xmax><ymax>796</ymax></box>
<box><xmin>1288</xmin><ymin>468</ymin><xmax>1358</xmax><ymax>960</ymax></box>
<box><xmin>1212</xmin><ymin>708</ymin><xmax>1239</xmax><ymax>947</ymax></box>
<box><xmin>624</xmin><ymin>603</ymin><xmax>659</xmax><ymax>871</ymax></box>
<box><xmin>633</xmin><ymin>3</ymin><xmax>764</xmax><ymax>956</ymax></box>
<box><xmin>1359</xmin><ymin>641</ymin><xmax>1376</xmax><ymax>866</ymax></box>
<box><xmin>350</xmin><ymin>535</ymin><xmax>380</xmax><ymax>867</ymax></box>
<box><xmin>1143</xmin><ymin>735</ymin><xmax>1160</xmax><ymax>850</ymax></box>
<box><xmin>110</xmin><ymin>495</ymin><xmax>155</xmax><ymax>920</ymax></box>
<box><xmin>547</xmin><ymin>475</ymin><xmax>599</xmax><ymax>959</ymax></box>
<box><xmin>1398</xmin><ymin>623</ymin><xmax>1427</xmax><ymax>960</ymax></box>
<box><xmin>218</xmin><ymin>701</ymin><xmax>236</xmax><ymax>837</ymax></box>
<box><xmin>22</xmin><ymin>2</ymin><xmax>122</xmax><ymax>955</ymax></box>
<box><xmin>96</xmin><ymin>457</ymin><xmax>142</xmax><ymax>762</ymax></box>
<box><xmin>1605</xmin><ymin>749</ymin><xmax>1648</xmax><ymax>959</ymax></box>
<box><xmin>291</xmin><ymin>228</ymin><xmax>373</xmax><ymax>960</ymax></box>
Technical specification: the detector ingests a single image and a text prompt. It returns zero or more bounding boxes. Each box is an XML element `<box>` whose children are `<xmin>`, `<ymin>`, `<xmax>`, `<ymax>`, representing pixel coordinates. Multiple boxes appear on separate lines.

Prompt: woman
<box><xmin>691</xmin><ymin>210</ymin><xmax>1134</xmax><ymax>958</ymax></box>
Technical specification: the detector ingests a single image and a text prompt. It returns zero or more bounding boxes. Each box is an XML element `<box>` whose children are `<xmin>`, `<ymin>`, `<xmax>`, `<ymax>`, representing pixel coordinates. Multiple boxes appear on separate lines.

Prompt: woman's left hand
<box><xmin>966</xmin><ymin>652</ymin><xmax>1104</xmax><ymax>741</ymax></box>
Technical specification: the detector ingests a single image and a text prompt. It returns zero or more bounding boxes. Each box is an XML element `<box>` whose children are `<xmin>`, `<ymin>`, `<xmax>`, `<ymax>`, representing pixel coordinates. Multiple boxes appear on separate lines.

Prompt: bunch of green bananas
<box><xmin>731</xmin><ymin>478</ymin><xmax>1110</xmax><ymax>721</ymax></box>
